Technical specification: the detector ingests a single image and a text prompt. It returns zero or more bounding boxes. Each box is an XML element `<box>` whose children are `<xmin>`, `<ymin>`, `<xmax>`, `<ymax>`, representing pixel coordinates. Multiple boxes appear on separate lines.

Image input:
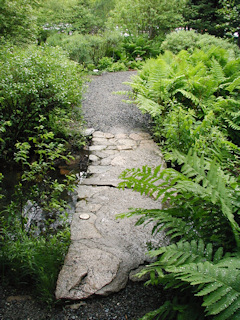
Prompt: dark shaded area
<box><xmin>0</xmin><ymin>281</ymin><xmax>167</xmax><ymax>320</ymax></box>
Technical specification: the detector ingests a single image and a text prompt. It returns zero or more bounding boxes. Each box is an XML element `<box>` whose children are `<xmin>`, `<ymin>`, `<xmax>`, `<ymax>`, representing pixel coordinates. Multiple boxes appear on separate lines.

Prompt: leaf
<box><xmin>226</xmin><ymin>76</ymin><xmax>240</xmax><ymax>92</ymax></box>
<box><xmin>211</xmin><ymin>58</ymin><xmax>226</xmax><ymax>84</ymax></box>
<box><xmin>175</xmin><ymin>88</ymin><xmax>200</xmax><ymax>106</ymax></box>
<box><xmin>166</xmin><ymin>258</ymin><xmax>240</xmax><ymax>319</ymax></box>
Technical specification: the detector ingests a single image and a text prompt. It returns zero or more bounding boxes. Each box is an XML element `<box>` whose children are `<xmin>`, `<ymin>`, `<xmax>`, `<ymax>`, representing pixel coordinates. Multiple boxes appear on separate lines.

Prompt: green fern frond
<box><xmin>135</xmin><ymin>94</ymin><xmax>163</xmax><ymax>116</ymax></box>
<box><xmin>129</xmin><ymin>80</ymin><xmax>149</xmax><ymax>97</ymax></box>
<box><xmin>150</xmin><ymin>240</ymin><xmax>211</xmax><ymax>265</ymax></box>
<box><xmin>214</xmin><ymin>96</ymin><xmax>240</xmax><ymax>110</ymax></box>
<box><xmin>225</xmin><ymin>118</ymin><xmax>240</xmax><ymax>131</ymax></box>
<box><xmin>174</xmin><ymin>88</ymin><xmax>201</xmax><ymax>106</ymax></box>
<box><xmin>149</xmin><ymin>240</ymin><xmax>226</xmax><ymax>267</ymax></box>
<box><xmin>118</xmin><ymin>165</ymin><xmax>184</xmax><ymax>201</ymax></box>
<box><xmin>140</xmin><ymin>297</ymin><xmax>205</xmax><ymax>320</ymax></box>
<box><xmin>149</xmin><ymin>78</ymin><xmax>173</xmax><ymax>104</ymax></box>
<box><xmin>170</xmin><ymin>150</ymin><xmax>235</xmax><ymax>205</ymax></box>
<box><xmin>187</xmin><ymin>60</ymin><xmax>207</xmax><ymax>76</ymax></box>
<box><xmin>119</xmin><ymin>152</ymin><xmax>240</xmax><ymax>246</ymax></box>
<box><xmin>136</xmin><ymin>241</ymin><xmax>226</xmax><ymax>287</ymax></box>
<box><xmin>211</xmin><ymin>58</ymin><xmax>226</xmax><ymax>84</ymax></box>
<box><xmin>166</xmin><ymin>75</ymin><xmax>186</xmax><ymax>92</ymax></box>
<box><xmin>166</xmin><ymin>257</ymin><xmax>240</xmax><ymax>319</ymax></box>
<box><xmin>173</xmin><ymin>153</ymin><xmax>240</xmax><ymax>244</ymax></box>
<box><xmin>223</xmin><ymin>58</ymin><xmax>240</xmax><ymax>77</ymax></box>
<box><xmin>149</xmin><ymin>55</ymin><xmax>173</xmax><ymax>79</ymax></box>
<box><xmin>180</xmin><ymin>151</ymin><xmax>207</xmax><ymax>182</ymax></box>
<box><xmin>138</xmin><ymin>240</ymin><xmax>237</xmax><ymax>319</ymax></box>
<box><xmin>118</xmin><ymin>207</ymin><xmax>197</xmax><ymax>241</ymax></box>
<box><xmin>226</xmin><ymin>109</ymin><xmax>240</xmax><ymax>119</ymax></box>
<box><xmin>226</xmin><ymin>76</ymin><xmax>240</xmax><ymax>92</ymax></box>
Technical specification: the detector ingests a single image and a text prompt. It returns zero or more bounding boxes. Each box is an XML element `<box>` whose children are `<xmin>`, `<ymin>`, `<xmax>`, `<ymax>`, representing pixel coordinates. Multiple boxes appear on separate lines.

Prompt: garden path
<box><xmin>55</xmin><ymin>72</ymin><xmax>166</xmax><ymax>300</ymax></box>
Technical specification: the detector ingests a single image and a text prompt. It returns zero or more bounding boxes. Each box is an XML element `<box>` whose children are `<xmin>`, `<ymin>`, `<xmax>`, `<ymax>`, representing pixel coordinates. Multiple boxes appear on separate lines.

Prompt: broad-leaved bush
<box><xmin>47</xmin><ymin>31</ymin><xmax>123</xmax><ymax>66</ymax></box>
<box><xmin>161</xmin><ymin>30</ymin><xmax>240</xmax><ymax>55</ymax></box>
<box><xmin>0</xmin><ymin>122</ymin><xmax>75</xmax><ymax>303</ymax></box>
<box><xmin>0</xmin><ymin>44</ymin><xmax>84</xmax><ymax>160</ymax></box>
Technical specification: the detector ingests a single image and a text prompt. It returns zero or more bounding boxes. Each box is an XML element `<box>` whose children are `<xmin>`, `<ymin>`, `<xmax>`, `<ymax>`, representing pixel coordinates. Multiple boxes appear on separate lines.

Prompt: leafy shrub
<box><xmin>160</xmin><ymin>30</ymin><xmax>199</xmax><ymax>54</ymax></box>
<box><xmin>47</xmin><ymin>31</ymin><xmax>123</xmax><ymax>66</ymax></box>
<box><xmin>122</xmin><ymin>34</ymin><xmax>161</xmax><ymax>60</ymax></box>
<box><xmin>46</xmin><ymin>32</ymin><xmax>160</xmax><ymax>70</ymax></box>
<box><xmin>47</xmin><ymin>33</ymin><xmax>93</xmax><ymax>64</ymax></box>
<box><xmin>103</xmin><ymin>30</ymin><xmax>125</xmax><ymax>61</ymax></box>
<box><xmin>84</xmin><ymin>34</ymin><xmax>108</xmax><ymax>65</ymax></box>
<box><xmin>126</xmin><ymin>59</ymin><xmax>144</xmax><ymax>70</ymax></box>
<box><xmin>0</xmin><ymin>0</ymin><xmax>37</xmax><ymax>44</ymax></box>
<box><xmin>107</xmin><ymin>61</ymin><xmax>128</xmax><ymax>72</ymax></box>
<box><xmin>0</xmin><ymin>44</ymin><xmax>84</xmax><ymax>159</ymax></box>
<box><xmin>119</xmin><ymin>152</ymin><xmax>240</xmax><ymax>319</ymax></box>
<box><xmin>97</xmin><ymin>56</ymin><xmax>114</xmax><ymax>70</ymax></box>
<box><xmin>10</xmin><ymin>122</ymin><xmax>76</xmax><ymax>234</ymax></box>
<box><xmin>0</xmin><ymin>124</ymin><xmax>75</xmax><ymax>303</ymax></box>
<box><xmin>93</xmin><ymin>56</ymin><xmax>127</xmax><ymax>72</ymax></box>
<box><xmin>160</xmin><ymin>30</ymin><xmax>240</xmax><ymax>55</ymax></box>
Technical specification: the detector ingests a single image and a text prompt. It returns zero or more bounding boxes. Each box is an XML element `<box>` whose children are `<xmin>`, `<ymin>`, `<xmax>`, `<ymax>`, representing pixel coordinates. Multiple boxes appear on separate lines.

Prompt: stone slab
<box><xmin>56</xmin><ymin>131</ymin><xmax>167</xmax><ymax>300</ymax></box>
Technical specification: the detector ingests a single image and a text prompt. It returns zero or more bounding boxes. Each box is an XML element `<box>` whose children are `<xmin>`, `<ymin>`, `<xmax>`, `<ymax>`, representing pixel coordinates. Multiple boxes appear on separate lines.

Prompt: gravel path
<box><xmin>0</xmin><ymin>72</ymin><xmax>165</xmax><ymax>320</ymax></box>
<box><xmin>82</xmin><ymin>71</ymin><xmax>150</xmax><ymax>134</ymax></box>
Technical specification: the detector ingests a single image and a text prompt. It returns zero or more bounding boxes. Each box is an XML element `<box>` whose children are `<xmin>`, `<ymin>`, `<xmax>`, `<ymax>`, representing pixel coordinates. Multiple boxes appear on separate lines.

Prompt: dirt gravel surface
<box><xmin>0</xmin><ymin>71</ymin><xmax>166</xmax><ymax>320</ymax></box>
<box><xmin>82</xmin><ymin>71</ymin><xmax>151</xmax><ymax>134</ymax></box>
<box><xmin>0</xmin><ymin>281</ymin><xmax>168</xmax><ymax>320</ymax></box>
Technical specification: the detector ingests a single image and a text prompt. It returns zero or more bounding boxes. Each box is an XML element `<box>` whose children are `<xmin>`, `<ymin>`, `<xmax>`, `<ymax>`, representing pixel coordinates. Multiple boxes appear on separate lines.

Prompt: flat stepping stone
<box><xmin>56</xmin><ymin>131</ymin><xmax>167</xmax><ymax>300</ymax></box>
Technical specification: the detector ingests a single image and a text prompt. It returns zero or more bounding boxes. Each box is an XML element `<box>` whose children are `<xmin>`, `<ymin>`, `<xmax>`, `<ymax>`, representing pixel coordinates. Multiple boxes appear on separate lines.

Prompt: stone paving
<box><xmin>55</xmin><ymin>130</ymin><xmax>166</xmax><ymax>300</ymax></box>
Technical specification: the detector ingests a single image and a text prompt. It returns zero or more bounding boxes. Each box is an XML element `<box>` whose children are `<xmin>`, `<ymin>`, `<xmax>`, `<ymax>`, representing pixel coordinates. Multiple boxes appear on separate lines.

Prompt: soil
<box><xmin>0</xmin><ymin>281</ymin><xmax>167</xmax><ymax>320</ymax></box>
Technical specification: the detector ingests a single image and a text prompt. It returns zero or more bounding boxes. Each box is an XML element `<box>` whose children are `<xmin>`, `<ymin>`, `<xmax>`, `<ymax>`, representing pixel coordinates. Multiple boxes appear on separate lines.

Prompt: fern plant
<box><xmin>118</xmin><ymin>152</ymin><xmax>240</xmax><ymax>319</ymax></box>
<box><xmin>125</xmin><ymin>46</ymin><xmax>240</xmax><ymax>172</ymax></box>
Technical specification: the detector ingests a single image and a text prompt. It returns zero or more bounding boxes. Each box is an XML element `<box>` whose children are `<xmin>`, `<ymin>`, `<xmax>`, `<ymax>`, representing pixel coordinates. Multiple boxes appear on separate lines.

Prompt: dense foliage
<box><xmin>182</xmin><ymin>0</ymin><xmax>240</xmax><ymax>44</ymax></box>
<box><xmin>47</xmin><ymin>31</ymin><xmax>123</xmax><ymax>66</ymax></box>
<box><xmin>183</xmin><ymin>0</ymin><xmax>224</xmax><ymax>37</ymax></box>
<box><xmin>120</xmin><ymin>34</ymin><xmax>240</xmax><ymax>318</ymax></box>
<box><xmin>1</xmin><ymin>0</ymin><xmax>240</xmax><ymax>309</ymax></box>
<box><xmin>0</xmin><ymin>133</ymin><xmax>74</xmax><ymax>301</ymax></box>
<box><xmin>218</xmin><ymin>0</ymin><xmax>240</xmax><ymax>46</ymax></box>
<box><xmin>37</xmin><ymin>0</ymin><xmax>116</xmax><ymax>38</ymax></box>
<box><xmin>1</xmin><ymin>225</ymin><xmax>70</xmax><ymax>304</ymax></box>
<box><xmin>0</xmin><ymin>0</ymin><xmax>37</xmax><ymax>44</ymax></box>
<box><xmin>160</xmin><ymin>30</ymin><xmax>240</xmax><ymax>55</ymax></box>
<box><xmin>0</xmin><ymin>44</ymin><xmax>84</xmax><ymax>160</ymax></box>
<box><xmin>119</xmin><ymin>152</ymin><xmax>240</xmax><ymax>319</ymax></box>
<box><xmin>47</xmin><ymin>31</ymin><xmax>160</xmax><ymax>71</ymax></box>
<box><xmin>0</xmin><ymin>3</ymin><xmax>85</xmax><ymax>303</ymax></box>
<box><xmin>0</xmin><ymin>123</ymin><xmax>76</xmax><ymax>302</ymax></box>
<box><xmin>126</xmin><ymin>44</ymin><xmax>240</xmax><ymax>173</ymax></box>
<box><xmin>107</xmin><ymin>0</ymin><xmax>186</xmax><ymax>39</ymax></box>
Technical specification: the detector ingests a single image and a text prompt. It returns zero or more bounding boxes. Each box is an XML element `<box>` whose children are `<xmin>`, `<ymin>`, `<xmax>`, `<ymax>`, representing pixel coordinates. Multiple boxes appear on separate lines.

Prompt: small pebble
<box><xmin>79</xmin><ymin>213</ymin><xmax>90</xmax><ymax>220</ymax></box>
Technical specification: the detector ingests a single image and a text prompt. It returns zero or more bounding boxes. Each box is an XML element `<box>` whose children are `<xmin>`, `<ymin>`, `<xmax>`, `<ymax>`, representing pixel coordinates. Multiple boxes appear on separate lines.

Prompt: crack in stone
<box><xmin>69</xmin><ymin>271</ymin><xmax>88</xmax><ymax>292</ymax></box>
<box><xmin>83</xmin><ymin>183</ymin><xmax>118</xmax><ymax>188</ymax></box>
